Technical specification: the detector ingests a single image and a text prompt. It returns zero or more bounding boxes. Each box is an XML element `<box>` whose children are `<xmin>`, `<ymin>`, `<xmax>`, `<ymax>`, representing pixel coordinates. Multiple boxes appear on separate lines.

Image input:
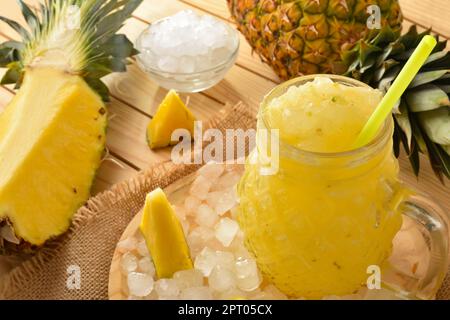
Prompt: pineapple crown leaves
<box><xmin>344</xmin><ymin>26</ymin><xmax>450</xmax><ymax>182</ymax></box>
<box><xmin>0</xmin><ymin>0</ymin><xmax>143</xmax><ymax>102</ymax></box>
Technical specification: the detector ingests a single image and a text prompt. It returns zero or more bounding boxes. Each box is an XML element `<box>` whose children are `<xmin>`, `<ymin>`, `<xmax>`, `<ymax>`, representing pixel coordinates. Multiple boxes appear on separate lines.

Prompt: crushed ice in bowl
<box><xmin>138</xmin><ymin>10</ymin><xmax>237</xmax><ymax>74</ymax></box>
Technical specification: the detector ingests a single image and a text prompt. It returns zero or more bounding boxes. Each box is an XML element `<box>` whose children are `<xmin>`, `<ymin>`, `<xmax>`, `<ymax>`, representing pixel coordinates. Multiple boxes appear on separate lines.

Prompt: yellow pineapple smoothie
<box><xmin>238</xmin><ymin>76</ymin><xmax>409</xmax><ymax>299</ymax></box>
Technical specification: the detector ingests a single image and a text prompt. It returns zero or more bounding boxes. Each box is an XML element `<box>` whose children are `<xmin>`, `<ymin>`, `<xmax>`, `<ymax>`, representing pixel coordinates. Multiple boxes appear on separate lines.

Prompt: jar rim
<box><xmin>259</xmin><ymin>74</ymin><xmax>393</xmax><ymax>160</ymax></box>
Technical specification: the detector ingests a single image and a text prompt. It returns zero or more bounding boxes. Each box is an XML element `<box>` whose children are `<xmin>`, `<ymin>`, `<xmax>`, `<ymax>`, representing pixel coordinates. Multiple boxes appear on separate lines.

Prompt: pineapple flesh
<box><xmin>0</xmin><ymin>68</ymin><xmax>106</xmax><ymax>246</ymax></box>
<box><xmin>0</xmin><ymin>0</ymin><xmax>142</xmax><ymax>251</ymax></box>
<box><xmin>147</xmin><ymin>90</ymin><xmax>196</xmax><ymax>150</ymax></box>
<box><xmin>140</xmin><ymin>188</ymin><xmax>193</xmax><ymax>279</ymax></box>
<box><xmin>227</xmin><ymin>0</ymin><xmax>403</xmax><ymax>79</ymax></box>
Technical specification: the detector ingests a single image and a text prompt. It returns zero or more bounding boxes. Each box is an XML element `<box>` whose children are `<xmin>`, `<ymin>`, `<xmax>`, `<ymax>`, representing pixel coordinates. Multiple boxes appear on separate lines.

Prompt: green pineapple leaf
<box><xmin>406</xmin><ymin>85</ymin><xmax>450</xmax><ymax>112</ymax></box>
<box><xmin>0</xmin><ymin>0</ymin><xmax>143</xmax><ymax>101</ymax></box>
<box><xmin>410</xmin><ymin>70</ymin><xmax>449</xmax><ymax>88</ymax></box>
<box><xmin>0</xmin><ymin>16</ymin><xmax>30</xmax><ymax>39</ymax></box>
<box><xmin>17</xmin><ymin>0</ymin><xmax>39</xmax><ymax>30</ymax></box>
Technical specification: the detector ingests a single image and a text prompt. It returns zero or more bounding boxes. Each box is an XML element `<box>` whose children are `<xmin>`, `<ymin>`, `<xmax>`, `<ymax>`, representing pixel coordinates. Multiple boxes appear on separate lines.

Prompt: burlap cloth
<box><xmin>0</xmin><ymin>102</ymin><xmax>448</xmax><ymax>300</ymax></box>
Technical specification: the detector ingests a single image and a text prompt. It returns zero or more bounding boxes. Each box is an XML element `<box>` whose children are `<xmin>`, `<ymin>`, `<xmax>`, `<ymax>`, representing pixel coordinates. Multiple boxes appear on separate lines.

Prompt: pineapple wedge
<box><xmin>0</xmin><ymin>68</ymin><xmax>106</xmax><ymax>246</ymax></box>
<box><xmin>139</xmin><ymin>188</ymin><xmax>193</xmax><ymax>279</ymax></box>
<box><xmin>147</xmin><ymin>90</ymin><xmax>196</xmax><ymax>149</ymax></box>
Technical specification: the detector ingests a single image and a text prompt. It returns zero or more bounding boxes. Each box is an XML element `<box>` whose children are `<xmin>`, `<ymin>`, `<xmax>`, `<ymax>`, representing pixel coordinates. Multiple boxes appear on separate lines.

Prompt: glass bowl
<box><xmin>135</xmin><ymin>18</ymin><xmax>240</xmax><ymax>93</ymax></box>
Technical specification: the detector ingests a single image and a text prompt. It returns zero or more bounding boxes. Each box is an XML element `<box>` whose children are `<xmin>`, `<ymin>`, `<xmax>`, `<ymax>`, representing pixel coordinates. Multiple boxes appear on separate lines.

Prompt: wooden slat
<box><xmin>106</xmin><ymin>97</ymin><xmax>172</xmax><ymax>169</ymax></box>
<box><xmin>399</xmin><ymin>0</ymin><xmax>450</xmax><ymax>39</ymax></box>
<box><xmin>91</xmin><ymin>158</ymin><xmax>138</xmax><ymax>195</ymax></box>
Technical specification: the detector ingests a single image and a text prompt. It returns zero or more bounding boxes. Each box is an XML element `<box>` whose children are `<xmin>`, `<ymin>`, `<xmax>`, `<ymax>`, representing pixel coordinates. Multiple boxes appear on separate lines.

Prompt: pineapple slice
<box><xmin>0</xmin><ymin>68</ymin><xmax>107</xmax><ymax>246</ymax></box>
<box><xmin>147</xmin><ymin>90</ymin><xmax>196</xmax><ymax>149</ymax></box>
<box><xmin>139</xmin><ymin>188</ymin><xmax>193</xmax><ymax>279</ymax></box>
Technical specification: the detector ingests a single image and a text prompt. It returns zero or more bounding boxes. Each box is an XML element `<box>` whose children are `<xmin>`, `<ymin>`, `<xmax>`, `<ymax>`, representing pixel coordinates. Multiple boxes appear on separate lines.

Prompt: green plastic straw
<box><xmin>354</xmin><ymin>35</ymin><xmax>437</xmax><ymax>149</ymax></box>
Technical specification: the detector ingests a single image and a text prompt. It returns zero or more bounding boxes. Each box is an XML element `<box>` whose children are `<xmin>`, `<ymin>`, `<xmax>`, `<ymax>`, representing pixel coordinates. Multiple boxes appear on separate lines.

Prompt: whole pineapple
<box><xmin>0</xmin><ymin>0</ymin><xmax>142</xmax><ymax>253</ymax></box>
<box><xmin>227</xmin><ymin>0</ymin><xmax>403</xmax><ymax>79</ymax></box>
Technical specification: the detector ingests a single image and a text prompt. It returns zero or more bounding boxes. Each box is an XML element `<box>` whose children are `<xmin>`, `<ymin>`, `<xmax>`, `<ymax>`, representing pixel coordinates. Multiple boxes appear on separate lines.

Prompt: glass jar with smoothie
<box><xmin>237</xmin><ymin>75</ymin><xmax>448</xmax><ymax>299</ymax></box>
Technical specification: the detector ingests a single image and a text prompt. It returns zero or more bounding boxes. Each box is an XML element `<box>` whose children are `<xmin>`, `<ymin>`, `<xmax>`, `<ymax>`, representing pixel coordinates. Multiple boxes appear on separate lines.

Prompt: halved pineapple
<box><xmin>0</xmin><ymin>68</ymin><xmax>106</xmax><ymax>246</ymax></box>
<box><xmin>0</xmin><ymin>0</ymin><xmax>142</xmax><ymax>252</ymax></box>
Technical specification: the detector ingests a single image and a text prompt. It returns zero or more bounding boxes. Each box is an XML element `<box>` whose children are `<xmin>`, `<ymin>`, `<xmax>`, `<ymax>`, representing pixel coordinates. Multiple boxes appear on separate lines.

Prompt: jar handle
<box><xmin>402</xmin><ymin>194</ymin><xmax>449</xmax><ymax>299</ymax></box>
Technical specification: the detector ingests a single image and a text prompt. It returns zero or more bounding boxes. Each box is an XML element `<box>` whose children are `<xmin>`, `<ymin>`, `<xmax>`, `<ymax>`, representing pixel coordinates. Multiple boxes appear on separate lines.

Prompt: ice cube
<box><xmin>209</xmin><ymin>265</ymin><xmax>236</xmax><ymax>293</ymax></box>
<box><xmin>173</xmin><ymin>269</ymin><xmax>204</xmax><ymax>289</ymax></box>
<box><xmin>214</xmin><ymin>189</ymin><xmax>237</xmax><ymax>216</ymax></box>
<box><xmin>184</xmin><ymin>196</ymin><xmax>202</xmax><ymax>216</ymax></box>
<box><xmin>138</xmin><ymin>257</ymin><xmax>155</xmax><ymax>277</ymax></box>
<box><xmin>210</xmin><ymin>47</ymin><xmax>232</xmax><ymax>65</ymax></box>
<box><xmin>136</xmin><ymin>239</ymin><xmax>150</xmax><ymax>257</ymax></box>
<box><xmin>215</xmin><ymin>251</ymin><xmax>235</xmax><ymax>270</ymax></box>
<box><xmin>173</xmin><ymin>10</ymin><xmax>199</xmax><ymax>27</ymax></box>
<box><xmin>190</xmin><ymin>175</ymin><xmax>213</xmax><ymax>200</ymax></box>
<box><xmin>178</xmin><ymin>56</ymin><xmax>196</xmax><ymax>73</ymax></box>
<box><xmin>180</xmin><ymin>218</ymin><xmax>190</xmax><ymax>235</ymax></box>
<box><xmin>233</xmin><ymin>243</ymin><xmax>252</xmax><ymax>260</ymax></box>
<box><xmin>121</xmin><ymin>252</ymin><xmax>138</xmax><ymax>274</ymax></box>
<box><xmin>235</xmin><ymin>258</ymin><xmax>261</xmax><ymax>292</ymax></box>
<box><xmin>194</xmin><ymin>247</ymin><xmax>217</xmax><ymax>277</ymax></box>
<box><xmin>117</xmin><ymin>237</ymin><xmax>136</xmax><ymax>253</ymax></box>
<box><xmin>157</xmin><ymin>55</ymin><xmax>179</xmax><ymax>73</ymax></box>
<box><xmin>189</xmin><ymin>226</ymin><xmax>214</xmax><ymax>245</ymax></box>
<box><xmin>173</xmin><ymin>205</ymin><xmax>186</xmax><ymax>221</ymax></box>
<box><xmin>212</xmin><ymin>171</ymin><xmax>241</xmax><ymax>191</ymax></box>
<box><xmin>195</xmin><ymin>204</ymin><xmax>219</xmax><ymax>228</ymax></box>
<box><xmin>127</xmin><ymin>272</ymin><xmax>154</xmax><ymax>297</ymax></box>
<box><xmin>155</xmin><ymin>279</ymin><xmax>180</xmax><ymax>300</ymax></box>
<box><xmin>215</xmin><ymin>218</ymin><xmax>239</xmax><ymax>247</ymax></box>
<box><xmin>218</xmin><ymin>288</ymin><xmax>247</xmax><ymax>300</ymax></box>
<box><xmin>143</xmin><ymin>290</ymin><xmax>159</xmax><ymax>300</ymax></box>
<box><xmin>194</xmin><ymin>54</ymin><xmax>213</xmax><ymax>72</ymax></box>
<box><xmin>180</xmin><ymin>286</ymin><xmax>213</xmax><ymax>300</ymax></box>
<box><xmin>187</xmin><ymin>226</ymin><xmax>215</xmax><ymax>257</ymax></box>
<box><xmin>205</xmin><ymin>191</ymin><xmax>222</xmax><ymax>211</ymax></box>
<box><xmin>364</xmin><ymin>288</ymin><xmax>405</xmax><ymax>300</ymax></box>
<box><xmin>198</xmin><ymin>162</ymin><xmax>225</xmax><ymax>180</ymax></box>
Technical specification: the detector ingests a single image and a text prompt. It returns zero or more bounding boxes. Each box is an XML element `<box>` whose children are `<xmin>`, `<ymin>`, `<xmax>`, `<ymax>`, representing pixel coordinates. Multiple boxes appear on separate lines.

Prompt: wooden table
<box><xmin>0</xmin><ymin>0</ymin><xmax>449</xmax><ymax>272</ymax></box>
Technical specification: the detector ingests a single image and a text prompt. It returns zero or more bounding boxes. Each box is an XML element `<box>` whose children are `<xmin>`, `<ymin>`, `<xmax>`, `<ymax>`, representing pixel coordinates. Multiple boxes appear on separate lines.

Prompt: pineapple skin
<box><xmin>227</xmin><ymin>0</ymin><xmax>403</xmax><ymax>79</ymax></box>
<box><xmin>0</xmin><ymin>68</ymin><xmax>107</xmax><ymax>248</ymax></box>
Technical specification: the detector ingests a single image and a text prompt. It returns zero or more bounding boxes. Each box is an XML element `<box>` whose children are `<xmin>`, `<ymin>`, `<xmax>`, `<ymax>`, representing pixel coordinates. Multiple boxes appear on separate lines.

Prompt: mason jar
<box><xmin>237</xmin><ymin>75</ymin><xmax>448</xmax><ymax>299</ymax></box>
